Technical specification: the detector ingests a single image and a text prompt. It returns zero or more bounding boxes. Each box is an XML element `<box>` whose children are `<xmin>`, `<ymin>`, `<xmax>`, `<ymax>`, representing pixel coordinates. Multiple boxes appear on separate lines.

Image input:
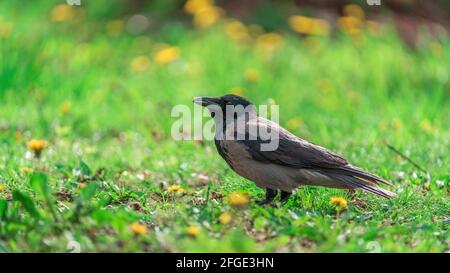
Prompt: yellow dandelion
<box><xmin>130</xmin><ymin>222</ymin><xmax>148</xmax><ymax>235</ymax></box>
<box><xmin>343</xmin><ymin>4</ymin><xmax>365</xmax><ymax>20</ymax></box>
<box><xmin>15</xmin><ymin>131</ymin><xmax>23</xmax><ymax>142</ymax></box>
<box><xmin>51</xmin><ymin>4</ymin><xmax>74</xmax><ymax>23</ymax></box>
<box><xmin>286</xmin><ymin>118</ymin><xmax>303</xmax><ymax>131</ymax></box>
<box><xmin>219</xmin><ymin>212</ymin><xmax>232</xmax><ymax>225</ymax></box>
<box><xmin>130</xmin><ymin>55</ymin><xmax>150</xmax><ymax>72</ymax></box>
<box><xmin>60</xmin><ymin>100</ymin><xmax>72</xmax><ymax>114</ymax></box>
<box><xmin>256</xmin><ymin>32</ymin><xmax>283</xmax><ymax>52</ymax></box>
<box><xmin>420</xmin><ymin>119</ymin><xmax>438</xmax><ymax>135</ymax></box>
<box><xmin>167</xmin><ymin>184</ymin><xmax>184</xmax><ymax>194</ymax></box>
<box><xmin>154</xmin><ymin>46</ymin><xmax>180</xmax><ymax>64</ymax></box>
<box><xmin>193</xmin><ymin>6</ymin><xmax>224</xmax><ymax>29</ymax></box>
<box><xmin>106</xmin><ymin>20</ymin><xmax>124</xmax><ymax>37</ymax></box>
<box><xmin>338</xmin><ymin>16</ymin><xmax>362</xmax><ymax>36</ymax></box>
<box><xmin>330</xmin><ymin>196</ymin><xmax>348</xmax><ymax>210</ymax></box>
<box><xmin>27</xmin><ymin>139</ymin><xmax>48</xmax><ymax>158</ymax></box>
<box><xmin>184</xmin><ymin>0</ymin><xmax>213</xmax><ymax>15</ymax></box>
<box><xmin>20</xmin><ymin>166</ymin><xmax>33</xmax><ymax>174</ymax></box>
<box><xmin>0</xmin><ymin>19</ymin><xmax>13</xmax><ymax>38</ymax></box>
<box><xmin>230</xmin><ymin>87</ymin><xmax>245</xmax><ymax>96</ymax></box>
<box><xmin>288</xmin><ymin>16</ymin><xmax>329</xmax><ymax>36</ymax></box>
<box><xmin>225</xmin><ymin>20</ymin><xmax>249</xmax><ymax>41</ymax></box>
<box><xmin>227</xmin><ymin>192</ymin><xmax>249</xmax><ymax>207</ymax></box>
<box><xmin>391</xmin><ymin>118</ymin><xmax>403</xmax><ymax>130</ymax></box>
<box><xmin>245</xmin><ymin>69</ymin><xmax>260</xmax><ymax>83</ymax></box>
<box><xmin>186</xmin><ymin>225</ymin><xmax>201</xmax><ymax>237</ymax></box>
<box><xmin>0</xmin><ymin>183</ymin><xmax>4</xmax><ymax>192</ymax></box>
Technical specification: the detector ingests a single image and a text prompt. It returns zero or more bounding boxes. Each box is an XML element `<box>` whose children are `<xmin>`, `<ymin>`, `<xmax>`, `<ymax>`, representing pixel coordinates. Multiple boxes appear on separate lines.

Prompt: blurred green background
<box><xmin>0</xmin><ymin>0</ymin><xmax>448</xmax><ymax>252</ymax></box>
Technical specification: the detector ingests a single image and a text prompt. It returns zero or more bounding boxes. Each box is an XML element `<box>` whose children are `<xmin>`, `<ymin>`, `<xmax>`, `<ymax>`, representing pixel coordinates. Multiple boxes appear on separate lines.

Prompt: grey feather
<box><xmin>237</xmin><ymin>117</ymin><xmax>395</xmax><ymax>197</ymax></box>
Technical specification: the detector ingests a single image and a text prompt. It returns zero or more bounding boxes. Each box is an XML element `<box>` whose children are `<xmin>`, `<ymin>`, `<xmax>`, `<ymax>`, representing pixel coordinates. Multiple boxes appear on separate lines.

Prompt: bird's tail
<box><xmin>322</xmin><ymin>170</ymin><xmax>397</xmax><ymax>199</ymax></box>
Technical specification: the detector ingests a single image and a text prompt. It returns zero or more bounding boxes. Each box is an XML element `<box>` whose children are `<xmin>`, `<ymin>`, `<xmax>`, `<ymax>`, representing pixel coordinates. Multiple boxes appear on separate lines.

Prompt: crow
<box><xmin>194</xmin><ymin>94</ymin><xmax>396</xmax><ymax>204</ymax></box>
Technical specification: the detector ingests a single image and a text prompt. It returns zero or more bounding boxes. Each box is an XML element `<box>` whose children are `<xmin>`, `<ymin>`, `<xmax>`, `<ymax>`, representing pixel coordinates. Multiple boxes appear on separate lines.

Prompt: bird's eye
<box><xmin>211</xmin><ymin>112</ymin><xmax>216</xmax><ymax>118</ymax></box>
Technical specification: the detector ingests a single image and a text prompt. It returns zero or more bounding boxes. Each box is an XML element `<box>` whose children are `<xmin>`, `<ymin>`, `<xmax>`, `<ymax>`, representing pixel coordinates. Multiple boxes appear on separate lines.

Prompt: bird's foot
<box><xmin>256</xmin><ymin>199</ymin><xmax>274</xmax><ymax>206</ymax></box>
<box><xmin>256</xmin><ymin>188</ymin><xmax>277</xmax><ymax>206</ymax></box>
<box><xmin>280</xmin><ymin>191</ymin><xmax>292</xmax><ymax>203</ymax></box>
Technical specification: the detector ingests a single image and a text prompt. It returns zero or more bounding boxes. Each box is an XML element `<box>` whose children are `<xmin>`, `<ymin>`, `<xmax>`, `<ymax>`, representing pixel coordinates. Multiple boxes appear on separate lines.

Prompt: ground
<box><xmin>0</xmin><ymin>2</ymin><xmax>449</xmax><ymax>252</ymax></box>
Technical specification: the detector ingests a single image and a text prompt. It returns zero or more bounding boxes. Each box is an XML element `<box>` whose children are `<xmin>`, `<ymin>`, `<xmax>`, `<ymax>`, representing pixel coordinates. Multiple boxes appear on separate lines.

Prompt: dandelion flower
<box><xmin>286</xmin><ymin>118</ymin><xmax>303</xmax><ymax>131</ymax></box>
<box><xmin>225</xmin><ymin>20</ymin><xmax>249</xmax><ymax>41</ymax></box>
<box><xmin>27</xmin><ymin>139</ymin><xmax>48</xmax><ymax>158</ymax></box>
<box><xmin>330</xmin><ymin>196</ymin><xmax>348</xmax><ymax>210</ymax></box>
<box><xmin>0</xmin><ymin>183</ymin><xmax>4</xmax><ymax>192</ymax></box>
<box><xmin>230</xmin><ymin>87</ymin><xmax>245</xmax><ymax>96</ymax></box>
<box><xmin>0</xmin><ymin>19</ymin><xmax>13</xmax><ymax>38</ymax></box>
<box><xmin>154</xmin><ymin>46</ymin><xmax>180</xmax><ymax>64</ymax></box>
<box><xmin>186</xmin><ymin>225</ymin><xmax>201</xmax><ymax>237</ymax></box>
<box><xmin>130</xmin><ymin>222</ymin><xmax>148</xmax><ymax>235</ymax></box>
<box><xmin>420</xmin><ymin>120</ymin><xmax>438</xmax><ymax>135</ymax></box>
<box><xmin>391</xmin><ymin>118</ymin><xmax>403</xmax><ymax>130</ymax></box>
<box><xmin>130</xmin><ymin>55</ymin><xmax>150</xmax><ymax>72</ymax></box>
<box><xmin>15</xmin><ymin>131</ymin><xmax>23</xmax><ymax>142</ymax></box>
<box><xmin>219</xmin><ymin>212</ymin><xmax>232</xmax><ymax>225</ymax></box>
<box><xmin>256</xmin><ymin>32</ymin><xmax>283</xmax><ymax>52</ymax></box>
<box><xmin>245</xmin><ymin>69</ymin><xmax>260</xmax><ymax>83</ymax></box>
<box><xmin>51</xmin><ymin>4</ymin><xmax>74</xmax><ymax>23</ymax></box>
<box><xmin>288</xmin><ymin>16</ymin><xmax>329</xmax><ymax>36</ymax></box>
<box><xmin>193</xmin><ymin>6</ymin><xmax>224</xmax><ymax>29</ymax></box>
<box><xmin>60</xmin><ymin>100</ymin><xmax>72</xmax><ymax>114</ymax></box>
<box><xmin>106</xmin><ymin>20</ymin><xmax>124</xmax><ymax>37</ymax></box>
<box><xmin>227</xmin><ymin>192</ymin><xmax>249</xmax><ymax>207</ymax></box>
<box><xmin>338</xmin><ymin>16</ymin><xmax>362</xmax><ymax>36</ymax></box>
<box><xmin>20</xmin><ymin>166</ymin><xmax>33</xmax><ymax>174</ymax></box>
<box><xmin>167</xmin><ymin>184</ymin><xmax>184</xmax><ymax>194</ymax></box>
<box><xmin>184</xmin><ymin>0</ymin><xmax>213</xmax><ymax>15</ymax></box>
<box><xmin>343</xmin><ymin>4</ymin><xmax>365</xmax><ymax>20</ymax></box>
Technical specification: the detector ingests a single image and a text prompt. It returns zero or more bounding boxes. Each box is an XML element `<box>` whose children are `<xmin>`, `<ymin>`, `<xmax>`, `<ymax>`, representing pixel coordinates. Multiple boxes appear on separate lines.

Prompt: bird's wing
<box><xmin>239</xmin><ymin>117</ymin><xmax>392</xmax><ymax>187</ymax></box>
<box><xmin>240</xmin><ymin>117</ymin><xmax>347</xmax><ymax>168</ymax></box>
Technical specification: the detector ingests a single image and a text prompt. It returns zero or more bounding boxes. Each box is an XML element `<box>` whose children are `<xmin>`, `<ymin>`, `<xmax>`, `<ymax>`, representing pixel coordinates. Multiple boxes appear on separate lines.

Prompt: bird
<box><xmin>193</xmin><ymin>94</ymin><xmax>396</xmax><ymax>204</ymax></box>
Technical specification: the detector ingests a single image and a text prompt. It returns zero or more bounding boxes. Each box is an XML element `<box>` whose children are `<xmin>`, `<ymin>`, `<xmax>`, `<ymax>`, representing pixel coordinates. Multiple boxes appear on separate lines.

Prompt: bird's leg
<box><xmin>280</xmin><ymin>191</ymin><xmax>292</xmax><ymax>202</ymax></box>
<box><xmin>257</xmin><ymin>188</ymin><xmax>277</xmax><ymax>205</ymax></box>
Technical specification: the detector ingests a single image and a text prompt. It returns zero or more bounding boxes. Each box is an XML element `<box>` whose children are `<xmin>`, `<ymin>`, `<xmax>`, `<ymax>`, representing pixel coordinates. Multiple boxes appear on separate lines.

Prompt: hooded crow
<box><xmin>194</xmin><ymin>94</ymin><xmax>396</xmax><ymax>204</ymax></box>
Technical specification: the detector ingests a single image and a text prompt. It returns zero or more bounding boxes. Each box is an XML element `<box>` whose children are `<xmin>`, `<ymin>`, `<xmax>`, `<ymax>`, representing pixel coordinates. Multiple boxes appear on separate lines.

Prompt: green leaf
<box><xmin>12</xmin><ymin>191</ymin><xmax>40</xmax><ymax>219</ymax></box>
<box><xmin>80</xmin><ymin>160</ymin><xmax>92</xmax><ymax>176</ymax></box>
<box><xmin>29</xmin><ymin>172</ymin><xmax>59</xmax><ymax>221</ymax></box>
<box><xmin>29</xmin><ymin>172</ymin><xmax>50</xmax><ymax>200</ymax></box>
<box><xmin>0</xmin><ymin>199</ymin><xmax>8</xmax><ymax>220</ymax></box>
<box><xmin>80</xmin><ymin>182</ymin><xmax>97</xmax><ymax>201</ymax></box>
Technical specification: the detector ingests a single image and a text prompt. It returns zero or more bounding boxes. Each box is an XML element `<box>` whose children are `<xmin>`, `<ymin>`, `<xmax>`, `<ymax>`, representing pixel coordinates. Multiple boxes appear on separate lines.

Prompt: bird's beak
<box><xmin>193</xmin><ymin>96</ymin><xmax>221</xmax><ymax>107</ymax></box>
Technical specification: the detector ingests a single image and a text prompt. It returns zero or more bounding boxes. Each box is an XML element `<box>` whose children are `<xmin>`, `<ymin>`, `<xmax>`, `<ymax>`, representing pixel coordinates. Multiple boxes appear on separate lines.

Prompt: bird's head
<box><xmin>193</xmin><ymin>94</ymin><xmax>252</xmax><ymax>108</ymax></box>
<box><xmin>193</xmin><ymin>94</ymin><xmax>256</xmax><ymax>121</ymax></box>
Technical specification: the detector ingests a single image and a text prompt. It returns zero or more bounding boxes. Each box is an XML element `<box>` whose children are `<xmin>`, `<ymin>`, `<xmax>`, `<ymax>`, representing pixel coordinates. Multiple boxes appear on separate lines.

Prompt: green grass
<box><xmin>0</xmin><ymin>2</ymin><xmax>449</xmax><ymax>252</ymax></box>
